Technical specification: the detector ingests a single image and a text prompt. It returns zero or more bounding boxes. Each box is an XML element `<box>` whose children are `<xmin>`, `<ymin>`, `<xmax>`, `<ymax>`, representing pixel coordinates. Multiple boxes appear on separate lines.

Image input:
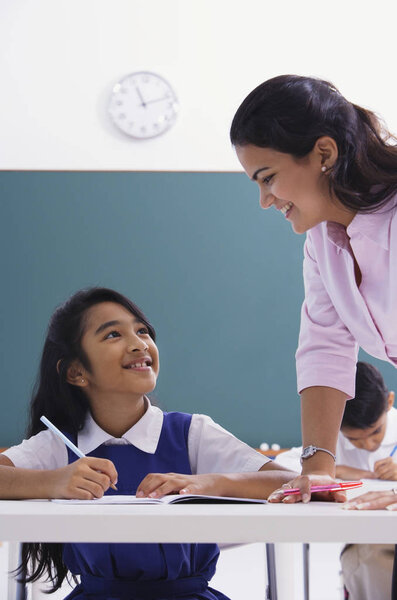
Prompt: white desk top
<box><xmin>0</xmin><ymin>498</ymin><xmax>394</xmax><ymax>544</ymax></box>
<box><xmin>0</xmin><ymin>481</ymin><xmax>394</xmax><ymax>544</ymax></box>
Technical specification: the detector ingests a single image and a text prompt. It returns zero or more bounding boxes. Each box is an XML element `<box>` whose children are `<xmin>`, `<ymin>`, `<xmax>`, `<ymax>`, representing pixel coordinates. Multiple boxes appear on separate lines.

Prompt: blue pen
<box><xmin>390</xmin><ymin>444</ymin><xmax>397</xmax><ymax>458</ymax></box>
<box><xmin>40</xmin><ymin>415</ymin><xmax>117</xmax><ymax>490</ymax></box>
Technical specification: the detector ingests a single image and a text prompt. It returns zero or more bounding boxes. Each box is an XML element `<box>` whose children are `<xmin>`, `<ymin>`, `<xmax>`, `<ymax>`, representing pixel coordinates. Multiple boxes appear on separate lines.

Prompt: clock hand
<box><xmin>144</xmin><ymin>96</ymin><xmax>172</xmax><ymax>105</ymax></box>
<box><xmin>135</xmin><ymin>86</ymin><xmax>146</xmax><ymax>108</ymax></box>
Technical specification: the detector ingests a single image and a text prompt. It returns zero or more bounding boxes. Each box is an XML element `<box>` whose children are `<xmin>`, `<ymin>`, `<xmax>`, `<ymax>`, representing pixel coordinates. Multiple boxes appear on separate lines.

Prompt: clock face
<box><xmin>108</xmin><ymin>71</ymin><xmax>179</xmax><ymax>139</ymax></box>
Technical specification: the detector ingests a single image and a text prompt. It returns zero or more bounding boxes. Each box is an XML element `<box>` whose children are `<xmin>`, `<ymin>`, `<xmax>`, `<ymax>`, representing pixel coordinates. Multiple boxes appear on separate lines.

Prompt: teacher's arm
<box><xmin>300</xmin><ymin>386</ymin><xmax>348</xmax><ymax>477</ymax></box>
<box><xmin>268</xmin><ymin>387</ymin><xmax>348</xmax><ymax>503</ymax></box>
<box><xmin>269</xmin><ymin>233</ymin><xmax>358</xmax><ymax>503</ymax></box>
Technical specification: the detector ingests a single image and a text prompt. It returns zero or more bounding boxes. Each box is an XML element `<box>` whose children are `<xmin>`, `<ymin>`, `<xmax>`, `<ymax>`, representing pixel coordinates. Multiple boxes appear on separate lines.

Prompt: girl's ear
<box><xmin>65</xmin><ymin>361</ymin><xmax>88</xmax><ymax>388</ymax></box>
<box><xmin>387</xmin><ymin>391</ymin><xmax>395</xmax><ymax>410</ymax></box>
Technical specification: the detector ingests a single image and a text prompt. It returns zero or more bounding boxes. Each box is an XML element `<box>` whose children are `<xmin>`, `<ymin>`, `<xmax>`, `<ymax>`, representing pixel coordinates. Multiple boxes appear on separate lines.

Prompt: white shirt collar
<box><xmin>78</xmin><ymin>397</ymin><xmax>164</xmax><ymax>455</ymax></box>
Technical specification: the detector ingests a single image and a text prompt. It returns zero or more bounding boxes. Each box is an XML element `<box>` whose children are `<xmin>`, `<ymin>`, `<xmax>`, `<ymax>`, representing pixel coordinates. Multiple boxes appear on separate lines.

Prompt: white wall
<box><xmin>1</xmin><ymin>0</ymin><xmax>397</xmax><ymax>171</ymax></box>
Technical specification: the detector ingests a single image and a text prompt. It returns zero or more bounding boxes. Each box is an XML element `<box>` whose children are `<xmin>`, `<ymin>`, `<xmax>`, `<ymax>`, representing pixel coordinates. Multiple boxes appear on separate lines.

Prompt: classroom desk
<box><xmin>2</xmin><ymin>483</ymin><xmax>396</xmax><ymax>600</ymax></box>
<box><xmin>0</xmin><ymin>497</ymin><xmax>395</xmax><ymax>544</ymax></box>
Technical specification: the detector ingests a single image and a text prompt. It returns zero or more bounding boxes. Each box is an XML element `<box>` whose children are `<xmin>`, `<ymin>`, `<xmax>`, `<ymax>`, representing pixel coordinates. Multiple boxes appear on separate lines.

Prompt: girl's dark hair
<box><xmin>341</xmin><ymin>362</ymin><xmax>389</xmax><ymax>429</ymax></box>
<box><xmin>230</xmin><ymin>74</ymin><xmax>397</xmax><ymax>212</ymax></box>
<box><xmin>17</xmin><ymin>287</ymin><xmax>155</xmax><ymax>592</ymax></box>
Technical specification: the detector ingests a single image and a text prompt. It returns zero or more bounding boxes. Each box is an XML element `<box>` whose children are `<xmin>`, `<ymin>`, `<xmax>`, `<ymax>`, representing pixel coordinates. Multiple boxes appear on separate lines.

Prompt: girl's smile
<box><xmin>123</xmin><ymin>357</ymin><xmax>153</xmax><ymax>371</ymax></box>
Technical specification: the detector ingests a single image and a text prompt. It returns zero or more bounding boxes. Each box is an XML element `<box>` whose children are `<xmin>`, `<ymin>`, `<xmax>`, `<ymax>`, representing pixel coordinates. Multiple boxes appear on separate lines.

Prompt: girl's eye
<box><xmin>262</xmin><ymin>174</ymin><xmax>274</xmax><ymax>185</ymax></box>
<box><xmin>105</xmin><ymin>330</ymin><xmax>121</xmax><ymax>339</ymax></box>
<box><xmin>137</xmin><ymin>327</ymin><xmax>149</xmax><ymax>335</ymax></box>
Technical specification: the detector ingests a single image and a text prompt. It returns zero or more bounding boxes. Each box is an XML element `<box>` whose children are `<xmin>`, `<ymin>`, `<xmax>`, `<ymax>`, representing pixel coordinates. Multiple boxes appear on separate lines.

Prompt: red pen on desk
<box><xmin>282</xmin><ymin>481</ymin><xmax>363</xmax><ymax>496</ymax></box>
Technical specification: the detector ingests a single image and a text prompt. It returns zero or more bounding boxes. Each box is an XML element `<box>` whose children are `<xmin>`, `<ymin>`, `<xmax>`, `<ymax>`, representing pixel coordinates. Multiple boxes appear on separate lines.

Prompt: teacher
<box><xmin>230</xmin><ymin>74</ymin><xmax>397</xmax><ymax>508</ymax></box>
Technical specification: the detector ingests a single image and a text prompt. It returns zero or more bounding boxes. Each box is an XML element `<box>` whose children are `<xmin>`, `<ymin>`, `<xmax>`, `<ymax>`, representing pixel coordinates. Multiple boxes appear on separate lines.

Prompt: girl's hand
<box><xmin>49</xmin><ymin>457</ymin><xmax>118</xmax><ymax>500</ymax></box>
<box><xmin>343</xmin><ymin>489</ymin><xmax>397</xmax><ymax>511</ymax></box>
<box><xmin>267</xmin><ymin>473</ymin><xmax>346</xmax><ymax>504</ymax></box>
<box><xmin>136</xmin><ymin>472</ymin><xmax>225</xmax><ymax>499</ymax></box>
<box><xmin>373</xmin><ymin>457</ymin><xmax>397</xmax><ymax>480</ymax></box>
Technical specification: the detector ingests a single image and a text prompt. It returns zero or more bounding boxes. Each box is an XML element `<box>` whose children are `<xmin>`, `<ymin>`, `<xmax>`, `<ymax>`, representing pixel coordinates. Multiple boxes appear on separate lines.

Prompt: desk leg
<box><xmin>265</xmin><ymin>543</ymin><xmax>278</xmax><ymax>600</ymax></box>
<box><xmin>303</xmin><ymin>543</ymin><xmax>310</xmax><ymax>600</ymax></box>
<box><xmin>8</xmin><ymin>542</ymin><xmax>27</xmax><ymax>600</ymax></box>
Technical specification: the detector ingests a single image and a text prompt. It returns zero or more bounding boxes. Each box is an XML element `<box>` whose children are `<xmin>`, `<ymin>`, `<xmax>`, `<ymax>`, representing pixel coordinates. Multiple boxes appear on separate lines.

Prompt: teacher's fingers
<box><xmin>268</xmin><ymin>477</ymin><xmax>312</xmax><ymax>504</ymax></box>
<box><xmin>344</xmin><ymin>489</ymin><xmax>397</xmax><ymax>510</ymax></box>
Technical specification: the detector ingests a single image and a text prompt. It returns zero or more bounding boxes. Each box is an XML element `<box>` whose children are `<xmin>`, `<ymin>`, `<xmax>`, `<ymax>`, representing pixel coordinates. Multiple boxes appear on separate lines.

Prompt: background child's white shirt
<box><xmin>274</xmin><ymin>407</ymin><xmax>397</xmax><ymax>472</ymax></box>
<box><xmin>336</xmin><ymin>406</ymin><xmax>397</xmax><ymax>471</ymax></box>
<box><xmin>2</xmin><ymin>399</ymin><xmax>269</xmax><ymax>474</ymax></box>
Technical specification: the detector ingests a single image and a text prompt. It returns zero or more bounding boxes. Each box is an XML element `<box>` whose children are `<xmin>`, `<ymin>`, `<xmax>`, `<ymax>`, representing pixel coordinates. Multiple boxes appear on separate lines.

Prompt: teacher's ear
<box><xmin>313</xmin><ymin>136</ymin><xmax>338</xmax><ymax>171</ymax></box>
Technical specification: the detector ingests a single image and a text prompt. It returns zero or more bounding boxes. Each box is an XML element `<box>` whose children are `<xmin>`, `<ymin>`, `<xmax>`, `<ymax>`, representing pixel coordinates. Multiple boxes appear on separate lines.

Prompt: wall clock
<box><xmin>108</xmin><ymin>71</ymin><xmax>179</xmax><ymax>139</ymax></box>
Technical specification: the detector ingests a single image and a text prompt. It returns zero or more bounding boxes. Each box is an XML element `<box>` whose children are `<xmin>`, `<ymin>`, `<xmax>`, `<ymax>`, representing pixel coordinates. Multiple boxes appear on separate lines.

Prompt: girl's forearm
<box><xmin>219</xmin><ymin>469</ymin><xmax>299</xmax><ymax>499</ymax></box>
<box><xmin>0</xmin><ymin>465</ymin><xmax>55</xmax><ymax>499</ymax></box>
<box><xmin>301</xmin><ymin>386</ymin><xmax>348</xmax><ymax>477</ymax></box>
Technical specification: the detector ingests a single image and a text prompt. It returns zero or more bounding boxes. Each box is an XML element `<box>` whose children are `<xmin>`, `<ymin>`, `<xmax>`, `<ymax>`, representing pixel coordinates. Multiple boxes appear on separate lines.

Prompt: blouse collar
<box><xmin>78</xmin><ymin>397</ymin><xmax>164</xmax><ymax>455</ymax></box>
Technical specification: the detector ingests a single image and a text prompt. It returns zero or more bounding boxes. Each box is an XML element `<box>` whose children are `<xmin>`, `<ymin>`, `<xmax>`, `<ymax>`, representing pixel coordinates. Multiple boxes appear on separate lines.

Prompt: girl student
<box><xmin>1</xmin><ymin>287</ymin><xmax>295</xmax><ymax>600</ymax></box>
<box><xmin>230</xmin><ymin>75</ymin><xmax>397</xmax><ymax>508</ymax></box>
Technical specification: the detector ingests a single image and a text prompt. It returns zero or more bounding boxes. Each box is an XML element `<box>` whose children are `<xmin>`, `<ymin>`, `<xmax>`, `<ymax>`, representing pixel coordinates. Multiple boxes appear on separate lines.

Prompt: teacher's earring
<box><xmin>321</xmin><ymin>165</ymin><xmax>327</xmax><ymax>172</ymax></box>
<box><xmin>81</xmin><ymin>378</ymin><xmax>85</xmax><ymax>383</ymax></box>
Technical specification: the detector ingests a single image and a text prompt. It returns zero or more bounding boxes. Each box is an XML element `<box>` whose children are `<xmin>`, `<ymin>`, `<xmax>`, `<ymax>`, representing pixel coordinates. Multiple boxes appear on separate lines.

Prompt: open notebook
<box><xmin>52</xmin><ymin>494</ymin><xmax>267</xmax><ymax>505</ymax></box>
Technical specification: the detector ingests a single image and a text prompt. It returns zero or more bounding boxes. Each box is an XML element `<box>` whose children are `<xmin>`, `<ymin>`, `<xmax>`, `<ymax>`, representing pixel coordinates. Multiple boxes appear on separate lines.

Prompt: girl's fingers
<box><xmin>77</xmin><ymin>464</ymin><xmax>115</xmax><ymax>493</ymax></box>
<box><xmin>147</xmin><ymin>481</ymin><xmax>181</xmax><ymax>498</ymax></box>
<box><xmin>88</xmin><ymin>458</ymin><xmax>118</xmax><ymax>486</ymax></box>
<box><xmin>135</xmin><ymin>473</ymin><xmax>162</xmax><ymax>497</ymax></box>
<box><xmin>136</xmin><ymin>473</ymin><xmax>189</xmax><ymax>497</ymax></box>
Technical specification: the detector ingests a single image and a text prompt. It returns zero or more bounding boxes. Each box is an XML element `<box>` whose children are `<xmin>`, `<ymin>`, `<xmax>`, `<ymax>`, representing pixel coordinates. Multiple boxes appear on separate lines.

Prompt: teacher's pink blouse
<box><xmin>296</xmin><ymin>200</ymin><xmax>397</xmax><ymax>398</ymax></box>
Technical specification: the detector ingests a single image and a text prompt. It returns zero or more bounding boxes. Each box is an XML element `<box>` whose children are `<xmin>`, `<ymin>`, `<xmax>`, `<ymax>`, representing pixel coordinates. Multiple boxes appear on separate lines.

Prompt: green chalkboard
<box><xmin>1</xmin><ymin>172</ymin><xmax>396</xmax><ymax>448</ymax></box>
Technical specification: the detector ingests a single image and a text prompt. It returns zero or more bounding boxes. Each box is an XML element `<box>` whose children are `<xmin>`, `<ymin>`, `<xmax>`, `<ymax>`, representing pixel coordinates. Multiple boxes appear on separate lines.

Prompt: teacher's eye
<box><xmin>105</xmin><ymin>330</ymin><xmax>121</xmax><ymax>339</ymax></box>
<box><xmin>262</xmin><ymin>174</ymin><xmax>274</xmax><ymax>185</ymax></box>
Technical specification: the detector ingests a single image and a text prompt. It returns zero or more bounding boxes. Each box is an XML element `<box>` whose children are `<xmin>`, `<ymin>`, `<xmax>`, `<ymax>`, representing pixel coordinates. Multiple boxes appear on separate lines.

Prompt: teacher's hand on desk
<box><xmin>267</xmin><ymin>473</ymin><xmax>346</xmax><ymax>504</ymax></box>
<box><xmin>270</xmin><ymin>386</ymin><xmax>349</xmax><ymax>503</ymax></box>
<box><xmin>344</xmin><ymin>489</ymin><xmax>397</xmax><ymax>511</ymax></box>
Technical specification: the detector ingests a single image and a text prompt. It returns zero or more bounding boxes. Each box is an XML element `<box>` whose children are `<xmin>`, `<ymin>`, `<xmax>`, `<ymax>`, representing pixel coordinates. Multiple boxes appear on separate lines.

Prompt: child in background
<box><xmin>275</xmin><ymin>361</ymin><xmax>396</xmax><ymax>600</ymax></box>
<box><xmin>0</xmin><ymin>287</ymin><xmax>295</xmax><ymax>600</ymax></box>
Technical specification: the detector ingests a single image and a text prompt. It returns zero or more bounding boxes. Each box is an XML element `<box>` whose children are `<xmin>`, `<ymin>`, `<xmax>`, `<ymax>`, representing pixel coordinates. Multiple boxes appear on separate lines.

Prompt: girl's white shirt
<box><xmin>3</xmin><ymin>399</ymin><xmax>268</xmax><ymax>474</ymax></box>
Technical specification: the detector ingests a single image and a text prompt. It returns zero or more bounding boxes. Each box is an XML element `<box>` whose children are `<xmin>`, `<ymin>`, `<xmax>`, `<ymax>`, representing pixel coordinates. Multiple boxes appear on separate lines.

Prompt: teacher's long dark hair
<box><xmin>230</xmin><ymin>74</ymin><xmax>397</xmax><ymax>212</ymax></box>
<box><xmin>16</xmin><ymin>287</ymin><xmax>156</xmax><ymax>591</ymax></box>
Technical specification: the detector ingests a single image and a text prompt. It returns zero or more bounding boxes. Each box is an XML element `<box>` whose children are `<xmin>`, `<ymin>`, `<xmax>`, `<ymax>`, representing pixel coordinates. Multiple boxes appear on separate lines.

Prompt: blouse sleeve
<box><xmin>296</xmin><ymin>232</ymin><xmax>358</xmax><ymax>398</ymax></box>
<box><xmin>188</xmin><ymin>414</ymin><xmax>269</xmax><ymax>475</ymax></box>
<box><xmin>2</xmin><ymin>430</ymin><xmax>68</xmax><ymax>470</ymax></box>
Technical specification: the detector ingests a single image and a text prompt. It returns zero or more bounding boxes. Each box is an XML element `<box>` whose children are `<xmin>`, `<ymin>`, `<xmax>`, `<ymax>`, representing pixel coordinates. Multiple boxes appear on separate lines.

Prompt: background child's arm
<box><xmin>136</xmin><ymin>463</ymin><xmax>298</xmax><ymax>499</ymax></box>
<box><xmin>335</xmin><ymin>464</ymin><xmax>375</xmax><ymax>480</ymax></box>
<box><xmin>373</xmin><ymin>457</ymin><xmax>397</xmax><ymax>480</ymax></box>
<box><xmin>0</xmin><ymin>454</ymin><xmax>117</xmax><ymax>499</ymax></box>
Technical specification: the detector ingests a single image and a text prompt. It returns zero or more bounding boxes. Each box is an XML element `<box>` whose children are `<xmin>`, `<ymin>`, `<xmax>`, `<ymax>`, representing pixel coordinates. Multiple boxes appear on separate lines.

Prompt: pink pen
<box><xmin>282</xmin><ymin>481</ymin><xmax>363</xmax><ymax>496</ymax></box>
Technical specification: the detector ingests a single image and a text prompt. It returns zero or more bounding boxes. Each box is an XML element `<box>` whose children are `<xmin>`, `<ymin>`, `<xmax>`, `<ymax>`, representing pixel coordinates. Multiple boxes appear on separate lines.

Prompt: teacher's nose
<box><xmin>259</xmin><ymin>191</ymin><xmax>275</xmax><ymax>210</ymax></box>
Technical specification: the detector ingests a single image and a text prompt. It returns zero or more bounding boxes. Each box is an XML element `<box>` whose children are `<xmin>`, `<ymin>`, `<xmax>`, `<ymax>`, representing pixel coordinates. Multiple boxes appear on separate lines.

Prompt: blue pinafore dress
<box><xmin>62</xmin><ymin>412</ymin><xmax>230</xmax><ymax>600</ymax></box>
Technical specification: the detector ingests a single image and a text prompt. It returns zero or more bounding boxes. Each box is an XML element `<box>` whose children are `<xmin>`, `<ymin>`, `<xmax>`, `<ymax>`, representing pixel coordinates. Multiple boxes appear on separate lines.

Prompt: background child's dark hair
<box><xmin>18</xmin><ymin>287</ymin><xmax>156</xmax><ymax>591</ymax></box>
<box><xmin>230</xmin><ymin>74</ymin><xmax>397</xmax><ymax>213</ymax></box>
<box><xmin>341</xmin><ymin>362</ymin><xmax>389</xmax><ymax>430</ymax></box>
